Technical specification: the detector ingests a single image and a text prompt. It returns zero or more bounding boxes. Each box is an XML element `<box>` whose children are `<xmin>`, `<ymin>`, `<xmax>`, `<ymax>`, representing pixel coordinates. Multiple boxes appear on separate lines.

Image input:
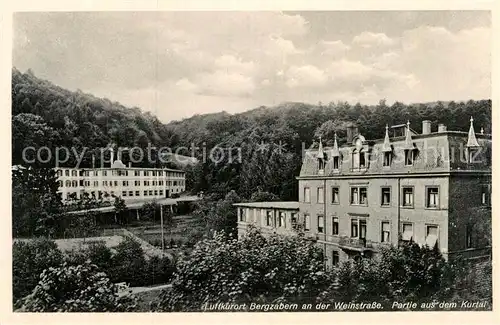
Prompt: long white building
<box><xmin>55</xmin><ymin>158</ymin><xmax>186</xmax><ymax>203</ymax></box>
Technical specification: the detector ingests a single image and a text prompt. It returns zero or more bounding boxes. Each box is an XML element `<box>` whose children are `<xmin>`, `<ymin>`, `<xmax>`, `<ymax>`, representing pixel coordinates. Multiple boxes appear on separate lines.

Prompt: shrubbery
<box><xmin>13</xmin><ymin>239</ymin><xmax>63</xmax><ymax>304</ymax></box>
<box><xmin>16</xmin><ymin>262</ymin><xmax>137</xmax><ymax>312</ymax></box>
<box><xmin>153</xmin><ymin>225</ymin><xmax>333</xmax><ymax>311</ymax></box>
<box><xmin>13</xmin><ymin>237</ymin><xmax>175</xmax><ymax>308</ymax></box>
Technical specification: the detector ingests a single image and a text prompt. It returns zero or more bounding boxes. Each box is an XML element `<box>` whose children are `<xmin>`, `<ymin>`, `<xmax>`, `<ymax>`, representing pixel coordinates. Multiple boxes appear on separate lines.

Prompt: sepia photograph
<box><xmin>6</xmin><ymin>8</ymin><xmax>494</xmax><ymax>316</ymax></box>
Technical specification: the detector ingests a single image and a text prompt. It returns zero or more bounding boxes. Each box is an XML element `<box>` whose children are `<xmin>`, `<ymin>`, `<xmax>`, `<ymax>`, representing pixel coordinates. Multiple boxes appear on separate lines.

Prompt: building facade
<box><xmin>55</xmin><ymin>158</ymin><xmax>186</xmax><ymax>203</ymax></box>
<box><xmin>236</xmin><ymin>118</ymin><xmax>492</xmax><ymax>266</ymax></box>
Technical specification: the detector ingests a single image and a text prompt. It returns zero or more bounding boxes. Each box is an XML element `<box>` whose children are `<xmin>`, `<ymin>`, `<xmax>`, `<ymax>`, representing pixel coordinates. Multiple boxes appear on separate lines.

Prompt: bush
<box><xmin>153</xmin><ymin>225</ymin><xmax>332</xmax><ymax>311</ymax></box>
<box><xmin>109</xmin><ymin>237</ymin><xmax>147</xmax><ymax>286</ymax></box>
<box><xmin>16</xmin><ymin>262</ymin><xmax>137</xmax><ymax>312</ymax></box>
<box><xmin>146</xmin><ymin>256</ymin><xmax>176</xmax><ymax>286</ymax></box>
<box><xmin>13</xmin><ymin>239</ymin><xmax>64</xmax><ymax>304</ymax></box>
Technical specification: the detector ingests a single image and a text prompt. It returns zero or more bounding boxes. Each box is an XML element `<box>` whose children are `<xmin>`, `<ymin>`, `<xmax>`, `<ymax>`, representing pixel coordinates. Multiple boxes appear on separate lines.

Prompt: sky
<box><xmin>13</xmin><ymin>11</ymin><xmax>491</xmax><ymax>122</ymax></box>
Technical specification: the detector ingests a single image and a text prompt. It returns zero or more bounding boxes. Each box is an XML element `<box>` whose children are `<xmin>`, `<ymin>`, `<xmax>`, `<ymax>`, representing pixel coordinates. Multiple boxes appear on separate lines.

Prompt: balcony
<box><xmin>338</xmin><ymin>236</ymin><xmax>374</xmax><ymax>252</ymax></box>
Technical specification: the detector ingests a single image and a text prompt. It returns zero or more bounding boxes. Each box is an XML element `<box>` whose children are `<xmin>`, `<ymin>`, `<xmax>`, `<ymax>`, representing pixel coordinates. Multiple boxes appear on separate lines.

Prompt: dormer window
<box><xmin>333</xmin><ymin>156</ymin><xmax>340</xmax><ymax>170</ymax></box>
<box><xmin>359</xmin><ymin>151</ymin><xmax>366</xmax><ymax>168</ymax></box>
<box><xmin>318</xmin><ymin>159</ymin><xmax>325</xmax><ymax>172</ymax></box>
<box><xmin>404</xmin><ymin>149</ymin><xmax>414</xmax><ymax>166</ymax></box>
<box><xmin>383</xmin><ymin>152</ymin><xmax>392</xmax><ymax>167</ymax></box>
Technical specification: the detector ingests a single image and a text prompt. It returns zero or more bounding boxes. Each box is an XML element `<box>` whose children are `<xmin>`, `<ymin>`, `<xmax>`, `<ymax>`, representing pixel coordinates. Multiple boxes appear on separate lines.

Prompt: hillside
<box><xmin>12</xmin><ymin>68</ymin><xmax>492</xmax><ymax>200</ymax></box>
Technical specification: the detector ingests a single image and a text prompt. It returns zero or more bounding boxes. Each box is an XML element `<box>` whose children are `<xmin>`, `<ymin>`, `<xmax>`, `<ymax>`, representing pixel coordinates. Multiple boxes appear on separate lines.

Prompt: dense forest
<box><xmin>12</xmin><ymin>68</ymin><xmax>492</xmax><ymax>201</ymax></box>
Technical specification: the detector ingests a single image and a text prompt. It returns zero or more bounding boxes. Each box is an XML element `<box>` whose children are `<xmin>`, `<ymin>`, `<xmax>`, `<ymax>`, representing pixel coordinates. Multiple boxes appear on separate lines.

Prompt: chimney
<box><xmin>346</xmin><ymin>123</ymin><xmax>359</xmax><ymax>144</ymax></box>
<box><xmin>438</xmin><ymin>124</ymin><xmax>447</xmax><ymax>133</ymax></box>
<box><xmin>422</xmin><ymin>120</ymin><xmax>431</xmax><ymax>135</ymax></box>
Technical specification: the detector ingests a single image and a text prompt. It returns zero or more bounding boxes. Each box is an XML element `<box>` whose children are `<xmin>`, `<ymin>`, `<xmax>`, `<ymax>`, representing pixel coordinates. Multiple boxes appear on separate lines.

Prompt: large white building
<box><xmin>55</xmin><ymin>158</ymin><xmax>186</xmax><ymax>203</ymax></box>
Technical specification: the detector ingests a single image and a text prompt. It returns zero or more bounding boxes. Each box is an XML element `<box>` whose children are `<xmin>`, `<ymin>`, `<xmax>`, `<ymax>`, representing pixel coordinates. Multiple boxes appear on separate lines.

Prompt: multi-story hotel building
<box><xmin>235</xmin><ymin>118</ymin><xmax>492</xmax><ymax>265</ymax></box>
<box><xmin>55</xmin><ymin>156</ymin><xmax>186</xmax><ymax>203</ymax></box>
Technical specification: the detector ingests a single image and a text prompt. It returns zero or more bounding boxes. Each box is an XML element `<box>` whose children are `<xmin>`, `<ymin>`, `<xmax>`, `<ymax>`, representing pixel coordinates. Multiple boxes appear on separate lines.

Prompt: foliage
<box><xmin>12</xmin><ymin>239</ymin><xmax>64</xmax><ymax>304</ymax></box>
<box><xmin>193</xmin><ymin>190</ymin><xmax>240</xmax><ymax>234</ymax></box>
<box><xmin>109</xmin><ymin>237</ymin><xmax>147</xmax><ymax>286</ymax></box>
<box><xmin>322</xmin><ymin>241</ymin><xmax>460</xmax><ymax>307</ymax></box>
<box><xmin>145</xmin><ymin>256</ymin><xmax>176</xmax><ymax>286</ymax></box>
<box><xmin>152</xmin><ymin>225</ymin><xmax>332</xmax><ymax>311</ymax></box>
<box><xmin>16</xmin><ymin>262</ymin><xmax>137</xmax><ymax>312</ymax></box>
<box><xmin>249</xmin><ymin>190</ymin><xmax>281</xmax><ymax>202</ymax></box>
<box><xmin>12</xmin><ymin>166</ymin><xmax>63</xmax><ymax>237</ymax></box>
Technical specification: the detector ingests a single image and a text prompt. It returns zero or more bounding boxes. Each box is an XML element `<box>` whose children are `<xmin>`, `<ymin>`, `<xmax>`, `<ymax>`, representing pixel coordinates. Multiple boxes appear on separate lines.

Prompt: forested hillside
<box><xmin>12</xmin><ymin>68</ymin><xmax>492</xmax><ymax>201</ymax></box>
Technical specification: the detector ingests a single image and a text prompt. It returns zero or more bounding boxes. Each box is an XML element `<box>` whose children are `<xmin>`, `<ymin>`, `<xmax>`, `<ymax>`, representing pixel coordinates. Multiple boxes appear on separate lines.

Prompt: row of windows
<box><xmin>304</xmin><ymin>214</ymin><xmax>439</xmax><ymax>247</ymax></box>
<box><xmin>304</xmin><ymin>185</ymin><xmax>443</xmax><ymax>208</ymax></box>
<box><xmin>319</xmin><ymin>149</ymin><xmax>417</xmax><ymax>174</ymax></box>
<box><xmin>57</xmin><ymin>169</ymin><xmax>184</xmax><ymax>178</ymax></box>
<box><xmin>59</xmin><ymin>179</ymin><xmax>185</xmax><ymax>188</ymax></box>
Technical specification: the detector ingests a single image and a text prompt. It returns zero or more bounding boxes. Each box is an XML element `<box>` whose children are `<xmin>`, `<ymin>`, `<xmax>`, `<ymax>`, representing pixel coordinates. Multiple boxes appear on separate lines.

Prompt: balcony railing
<box><xmin>338</xmin><ymin>236</ymin><xmax>374</xmax><ymax>250</ymax></box>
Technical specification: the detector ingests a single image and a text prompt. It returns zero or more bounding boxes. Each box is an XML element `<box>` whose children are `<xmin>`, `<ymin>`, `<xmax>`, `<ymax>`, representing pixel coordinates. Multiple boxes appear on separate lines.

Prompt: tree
<box><xmin>109</xmin><ymin>237</ymin><xmax>147</xmax><ymax>286</ymax></box>
<box><xmin>16</xmin><ymin>262</ymin><xmax>137</xmax><ymax>312</ymax></box>
<box><xmin>113</xmin><ymin>196</ymin><xmax>127</xmax><ymax>224</ymax></box>
<box><xmin>322</xmin><ymin>241</ymin><xmax>459</xmax><ymax>308</ymax></box>
<box><xmin>194</xmin><ymin>190</ymin><xmax>240</xmax><ymax>234</ymax></box>
<box><xmin>13</xmin><ymin>239</ymin><xmax>64</xmax><ymax>304</ymax></box>
<box><xmin>152</xmin><ymin>225</ymin><xmax>332</xmax><ymax>311</ymax></box>
<box><xmin>12</xmin><ymin>166</ymin><xmax>63</xmax><ymax>237</ymax></box>
<box><xmin>249</xmin><ymin>190</ymin><xmax>280</xmax><ymax>202</ymax></box>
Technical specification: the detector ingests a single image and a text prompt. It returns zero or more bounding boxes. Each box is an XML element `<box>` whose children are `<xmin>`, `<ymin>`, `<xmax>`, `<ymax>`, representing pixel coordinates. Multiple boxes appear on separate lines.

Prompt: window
<box><xmin>359</xmin><ymin>152</ymin><xmax>366</xmax><ymax>168</ymax></box>
<box><xmin>110</xmin><ymin>191</ymin><xmax>115</xmax><ymax>197</ymax></box>
<box><xmin>103</xmin><ymin>171</ymin><xmax>107</xmax><ymax>176</ymax></box>
<box><xmin>402</xmin><ymin>187</ymin><xmax>414</xmax><ymax>207</ymax></box>
<box><xmin>149</xmin><ymin>190</ymin><xmax>153</xmax><ymax>196</ymax></box>
<box><xmin>135</xmin><ymin>191</ymin><xmax>140</xmax><ymax>196</ymax></box>
<box><xmin>426</xmin><ymin>225</ymin><xmax>438</xmax><ymax>248</ymax></box>
<box><xmin>332</xmin><ymin>251</ymin><xmax>339</xmax><ymax>266</ymax></box>
<box><xmin>317</xmin><ymin>187</ymin><xmax>324</xmax><ymax>204</ymax></box>
<box><xmin>318</xmin><ymin>159</ymin><xmax>325</xmax><ymax>172</ymax></box>
<box><xmin>103</xmin><ymin>180</ymin><xmax>108</xmax><ymax>186</ymax></box>
<box><xmin>159</xmin><ymin>190</ymin><xmax>163</xmax><ymax>196</ymax></box>
<box><xmin>332</xmin><ymin>187</ymin><xmax>340</xmax><ymax>204</ymax></box>
<box><xmin>144</xmin><ymin>171</ymin><xmax>150</xmax><ymax>176</ymax></box>
<box><xmin>304</xmin><ymin>214</ymin><xmax>310</xmax><ymax>231</ymax></box>
<box><xmin>481</xmin><ymin>185</ymin><xmax>490</xmax><ymax>205</ymax></box>
<box><xmin>383</xmin><ymin>152</ymin><xmax>392</xmax><ymax>167</ymax></box>
<box><xmin>317</xmin><ymin>215</ymin><xmax>324</xmax><ymax>233</ymax></box>
<box><xmin>352</xmin><ymin>151</ymin><xmax>360</xmax><ymax>169</ymax></box>
<box><xmin>350</xmin><ymin>188</ymin><xmax>359</xmax><ymax>205</ymax></box>
<box><xmin>144</xmin><ymin>190</ymin><xmax>148</xmax><ymax>196</ymax></box>
<box><xmin>351</xmin><ymin>219</ymin><xmax>358</xmax><ymax>238</ymax></box>
<box><xmin>129</xmin><ymin>191</ymin><xmax>133</xmax><ymax>196</ymax></box>
<box><xmin>291</xmin><ymin>213</ymin><xmax>297</xmax><ymax>226</ymax></box>
<box><xmin>94</xmin><ymin>181</ymin><xmax>99</xmax><ymax>186</ymax></box>
<box><xmin>72</xmin><ymin>180</ymin><xmax>78</xmax><ymax>187</ymax></box>
<box><xmin>381</xmin><ymin>187</ymin><xmax>391</xmax><ymax>206</ymax></box>
<box><xmin>426</xmin><ymin>187</ymin><xmax>439</xmax><ymax>208</ymax></box>
<box><xmin>466</xmin><ymin>224</ymin><xmax>473</xmax><ymax>248</ymax></box>
<box><xmin>72</xmin><ymin>170</ymin><xmax>77</xmax><ymax>176</ymax></box>
<box><xmin>122</xmin><ymin>181</ymin><xmax>128</xmax><ymax>186</ymax></box>
<box><xmin>65</xmin><ymin>180</ymin><xmax>71</xmax><ymax>187</ymax></box>
<box><xmin>304</xmin><ymin>187</ymin><xmax>311</xmax><ymax>203</ymax></box>
<box><xmin>65</xmin><ymin>170</ymin><xmax>69</xmax><ymax>176</ymax></box>
<box><xmin>279</xmin><ymin>212</ymin><xmax>286</xmax><ymax>227</ymax></box>
<box><xmin>154</xmin><ymin>190</ymin><xmax>158</xmax><ymax>196</ymax></box>
<box><xmin>401</xmin><ymin>223</ymin><xmax>413</xmax><ymax>241</ymax></box>
<box><xmin>144</xmin><ymin>181</ymin><xmax>149</xmax><ymax>186</ymax></box>
<box><xmin>333</xmin><ymin>156</ymin><xmax>340</xmax><ymax>170</ymax></box>
<box><xmin>266</xmin><ymin>211</ymin><xmax>273</xmax><ymax>226</ymax></box>
<box><xmin>360</xmin><ymin>188</ymin><xmax>367</xmax><ymax>205</ymax></box>
<box><xmin>134</xmin><ymin>170</ymin><xmax>140</xmax><ymax>176</ymax></box>
<box><xmin>404</xmin><ymin>150</ymin><xmax>414</xmax><ymax>166</ymax></box>
<box><xmin>240</xmin><ymin>208</ymin><xmax>246</xmax><ymax>222</ymax></box>
<box><xmin>359</xmin><ymin>220</ymin><xmax>367</xmax><ymax>240</ymax></box>
<box><xmin>350</xmin><ymin>186</ymin><xmax>367</xmax><ymax>205</ymax></box>
<box><xmin>122</xmin><ymin>191</ymin><xmax>127</xmax><ymax>197</ymax></box>
<box><xmin>332</xmin><ymin>217</ymin><xmax>339</xmax><ymax>235</ymax></box>
<box><xmin>381</xmin><ymin>222</ymin><xmax>390</xmax><ymax>243</ymax></box>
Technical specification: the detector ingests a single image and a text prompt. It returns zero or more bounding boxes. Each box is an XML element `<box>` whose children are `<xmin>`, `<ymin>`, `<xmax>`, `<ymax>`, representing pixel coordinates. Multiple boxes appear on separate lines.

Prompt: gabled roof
<box><xmin>467</xmin><ymin>116</ymin><xmax>480</xmax><ymax>147</ymax></box>
<box><xmin>382</xmin><ymin>125</ymin><xmax>392</xmax><ymax>152</ymax></box>
<box><xmin>332</xmin><ymin>133</ymin><xmax>340</xmax><ymax>156</ymax></box>
<box><xmin>316</xmin><ymin>137</ymin><xmax>326</xmax><ymax>159</ymax></box>
<box><xmin>404</xmin><ymin>121</ymin><xmax>414</xmax><ymax>150</ymax></box>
